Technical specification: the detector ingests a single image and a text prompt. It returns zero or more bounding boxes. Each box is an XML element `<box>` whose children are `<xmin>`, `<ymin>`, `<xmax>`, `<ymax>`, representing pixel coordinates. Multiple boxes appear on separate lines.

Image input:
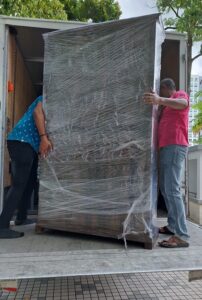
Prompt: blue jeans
<box><xmin>159</xmin><ymin>145</ymin><xmax>189</xmax><ymax>241</ymax></box>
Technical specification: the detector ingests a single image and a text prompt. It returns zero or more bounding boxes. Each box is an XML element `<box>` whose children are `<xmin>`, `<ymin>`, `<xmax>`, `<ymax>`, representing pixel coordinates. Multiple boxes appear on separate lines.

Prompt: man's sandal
<box><xmin>158</xmin><ymin>236</ymin><xmax>189</xmax><ymax>248</ymax></box>
<box><xmin>159</xmin><ymin>226</ymin><xmax>174</xmax><ymax>235</ymax></box>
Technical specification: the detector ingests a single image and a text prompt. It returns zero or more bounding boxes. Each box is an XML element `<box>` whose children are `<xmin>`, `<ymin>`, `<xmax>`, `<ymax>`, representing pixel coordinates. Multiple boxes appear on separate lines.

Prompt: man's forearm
<box><xmin>143</xmin><ymin>92</ymin><xmax>188</xmax><ymax>110</ymax></box>
<box><xmin>158</xmin><ymin>97</ymin><xmax>188</xmax><ymax>110</ymax></box>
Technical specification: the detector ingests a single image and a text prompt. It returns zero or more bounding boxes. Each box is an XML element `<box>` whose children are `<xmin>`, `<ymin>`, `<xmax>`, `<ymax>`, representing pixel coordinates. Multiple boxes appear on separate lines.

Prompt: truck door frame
<box><xmin>0</xmin><ymin>22</ymin><xmax>9</xmax><ymax>213</ymax></box>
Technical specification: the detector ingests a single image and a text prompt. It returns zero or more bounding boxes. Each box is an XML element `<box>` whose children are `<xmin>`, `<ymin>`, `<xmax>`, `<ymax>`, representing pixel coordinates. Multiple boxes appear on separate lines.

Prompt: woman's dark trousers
<box><xmin>0</xmin><ymin>141</ymin><xmax>38</xmax><ymax>229</ymax></box>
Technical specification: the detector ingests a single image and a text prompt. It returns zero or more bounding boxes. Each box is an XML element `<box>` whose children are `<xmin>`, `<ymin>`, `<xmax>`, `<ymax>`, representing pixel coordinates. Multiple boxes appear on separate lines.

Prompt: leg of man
<box><xmin>160</xmin><ymin>145</ymin><xmax>189</xmax><ymax>241</ymax></box>
<box><xmin>15</xmin><ymin>154</ymin><xmax>38</xmax><ymax>223</ymax></box>
<box><xmin>0</xmin><ymin>141</ymin><xmax>35</xmax><ymax>237</ymax></box>
<box><xmin>159</xmin><ymin>146</ymin><xmax>176</xmax><ymax>233</ymax></box>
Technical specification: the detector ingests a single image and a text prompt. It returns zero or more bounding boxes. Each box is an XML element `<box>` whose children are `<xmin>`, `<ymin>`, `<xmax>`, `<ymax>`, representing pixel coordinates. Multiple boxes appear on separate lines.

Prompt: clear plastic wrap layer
<box><xmin>39</xmin><ymin>14</ymin><xmax>165</xmax><ymax>247</ymax></box>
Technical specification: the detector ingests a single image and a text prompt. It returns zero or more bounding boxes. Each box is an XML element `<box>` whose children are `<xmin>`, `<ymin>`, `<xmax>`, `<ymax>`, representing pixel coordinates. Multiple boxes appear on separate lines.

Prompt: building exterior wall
<box><xmin>188</xmin><ymin>145</ymin><xmax>202</xmax><ymax>224</ymax></box>
<box><xmin>189</xmin><ymin>75</ymin><xmax>202</xmax><ymax>145</ymax></box>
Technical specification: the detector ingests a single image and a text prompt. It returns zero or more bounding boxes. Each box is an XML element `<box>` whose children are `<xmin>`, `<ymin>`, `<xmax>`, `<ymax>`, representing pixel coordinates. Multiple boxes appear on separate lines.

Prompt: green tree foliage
<box><xmin>192</xmin><ymin>91</ymin><xmax>202</xmax><ymax>144</ymax></box>
<box><xmin>0</xmin><ymin>0</ymin><xmax>67</xmax><ymax>20</ymax></box>
<box><xmin>0</xmin><ymin>0</ymin><xmax>121</xmax><ymax>22</ymax></box>
<box><xmin>157</xmin><ymin>0</ymin><xmax>202</xmax><ymax>90</ymax></box>
<box><xmin>60</xmin><ymin>0</ymin><xmax>121</xmax><ymax>22</ymax></box>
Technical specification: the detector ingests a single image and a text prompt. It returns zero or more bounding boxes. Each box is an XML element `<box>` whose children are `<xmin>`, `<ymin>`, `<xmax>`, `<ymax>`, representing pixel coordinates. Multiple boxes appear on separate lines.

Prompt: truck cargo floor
<box><xmin>0</xmin><ymin>219</ymin><xmax>202</xmax><ymax>280</ymax></box>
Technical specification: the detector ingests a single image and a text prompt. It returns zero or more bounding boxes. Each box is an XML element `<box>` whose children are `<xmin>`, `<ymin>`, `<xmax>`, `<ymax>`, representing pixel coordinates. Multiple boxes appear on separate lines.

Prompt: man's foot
<box><xmin>0</xmin><ymin>228</ymin><xmax>24</xmax><ymax>239</ymax></box>
<box><xmin>15</xmin><ymin>219</ymin><xmax>36</xmax><ymax>226</ymax></box>
<box><xmin>158</xmin><ymin>236</ymin><xmax>189</xmax><ymax>248</ymax></box>
<box><xmin>159</xmin><ymin>226</ymin><xmax>174</xmax><ymax>235</ymax></box>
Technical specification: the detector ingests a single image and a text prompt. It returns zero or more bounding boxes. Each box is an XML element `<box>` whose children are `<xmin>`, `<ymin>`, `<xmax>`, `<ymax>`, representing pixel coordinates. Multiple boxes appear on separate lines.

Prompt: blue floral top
<box><xmin>7</xmin><ymin>96</ymin><xmax>43</xmax><ymax>152</ymax></box>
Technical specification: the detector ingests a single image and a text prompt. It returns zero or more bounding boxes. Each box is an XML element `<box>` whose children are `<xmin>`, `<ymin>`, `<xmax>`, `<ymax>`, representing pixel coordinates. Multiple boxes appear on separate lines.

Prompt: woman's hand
<box><xmin>39</xmin><ymin>135</ymin><xmax>53</xmax><ymax>158</ymax></box>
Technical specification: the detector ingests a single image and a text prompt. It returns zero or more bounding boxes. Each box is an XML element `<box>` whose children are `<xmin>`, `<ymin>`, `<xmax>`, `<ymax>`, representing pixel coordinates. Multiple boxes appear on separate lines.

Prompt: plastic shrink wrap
<box><xmin>37</xmin><ymin>14</ymin><xmax>165</xmax><ymax>249</ymax></box>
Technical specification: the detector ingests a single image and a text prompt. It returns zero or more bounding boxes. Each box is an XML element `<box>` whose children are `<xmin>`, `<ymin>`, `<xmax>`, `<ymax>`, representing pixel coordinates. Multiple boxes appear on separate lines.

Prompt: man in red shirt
<box><xmin>144</xmin><ymin>78</ymin><xmax>190</xmax><ymax>248</ymax></box>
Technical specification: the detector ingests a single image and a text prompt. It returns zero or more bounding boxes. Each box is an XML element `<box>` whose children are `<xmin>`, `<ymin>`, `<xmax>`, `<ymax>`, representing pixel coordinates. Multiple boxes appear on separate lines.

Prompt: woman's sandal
<box><xmin>159</xmin><ymin>226</ymin><xmax>174</xmax><ymax>235</ymax></box>
<box><xmin>158</xmin><ymin>236</ymin><xmax>189</xmax><ymax>248</ymax></box>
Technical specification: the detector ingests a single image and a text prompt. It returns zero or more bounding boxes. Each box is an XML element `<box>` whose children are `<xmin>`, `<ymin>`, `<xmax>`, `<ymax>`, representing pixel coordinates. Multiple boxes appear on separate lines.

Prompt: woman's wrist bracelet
<box><xmin>40</xmin><ymin>133</ymin><xmax>47</xmax><ymax>137</ymax></box>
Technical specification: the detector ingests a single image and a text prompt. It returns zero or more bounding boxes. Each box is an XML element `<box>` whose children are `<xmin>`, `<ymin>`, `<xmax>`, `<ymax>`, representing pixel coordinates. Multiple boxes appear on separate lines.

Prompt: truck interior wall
<box><xmin>3</xmin><ymin>29</ymin><xmax>37</xmax><ymax>188</ymax></box>
<box><xmin>160</xmin><ymin>39</ymin><xmax>180</xmax><ymax>90</ymax></box>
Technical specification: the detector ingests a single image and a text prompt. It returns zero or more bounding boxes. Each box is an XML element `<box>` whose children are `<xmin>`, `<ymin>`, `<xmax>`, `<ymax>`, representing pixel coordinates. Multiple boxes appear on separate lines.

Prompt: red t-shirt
<box><xmin>158</xmin><ymin>90</ymin><xmax>189</xmax><ymax>148</ymax></box>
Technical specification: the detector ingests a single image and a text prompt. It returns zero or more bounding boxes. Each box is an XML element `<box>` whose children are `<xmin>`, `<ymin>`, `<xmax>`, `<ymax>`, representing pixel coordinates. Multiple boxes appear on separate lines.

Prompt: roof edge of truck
<box><xmin>0</xmin><ymin>14</ymin><xmax>87</xmax><ymax>28</ymax></box>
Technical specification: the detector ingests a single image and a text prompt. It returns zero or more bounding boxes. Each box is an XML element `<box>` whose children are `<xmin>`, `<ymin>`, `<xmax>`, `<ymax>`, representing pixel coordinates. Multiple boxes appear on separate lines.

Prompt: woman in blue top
<box><xmin>0</xmin><ymin>96</ymin><xmax>52</xmax><ymax>239</ymax></box>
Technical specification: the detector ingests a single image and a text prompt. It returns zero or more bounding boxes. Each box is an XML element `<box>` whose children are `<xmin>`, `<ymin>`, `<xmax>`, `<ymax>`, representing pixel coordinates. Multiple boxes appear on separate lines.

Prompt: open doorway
<box><xmin>1</xmin><ymin>18</ymin><xmax>86</xmax><ymax>218</ymax></box>
<box><xmin>3</xmin><ymin>25</ymin><xmax>54</xmax><ymax>215</ymax></box>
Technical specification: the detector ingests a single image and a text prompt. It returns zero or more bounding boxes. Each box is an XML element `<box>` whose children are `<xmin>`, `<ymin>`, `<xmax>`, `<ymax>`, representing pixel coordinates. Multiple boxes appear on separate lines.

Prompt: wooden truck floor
<box><xmin>0</xmin><ymin>218</ymin><xmax>202</xmax><ymax>280</ymax></box>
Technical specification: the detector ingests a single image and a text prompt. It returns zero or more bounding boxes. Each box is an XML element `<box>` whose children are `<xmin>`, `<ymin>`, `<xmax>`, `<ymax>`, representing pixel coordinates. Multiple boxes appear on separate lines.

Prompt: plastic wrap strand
<box><xmin>39</xmin><ymin>14</ymin><xmax>165</xmax><ymax>248</ymax></box>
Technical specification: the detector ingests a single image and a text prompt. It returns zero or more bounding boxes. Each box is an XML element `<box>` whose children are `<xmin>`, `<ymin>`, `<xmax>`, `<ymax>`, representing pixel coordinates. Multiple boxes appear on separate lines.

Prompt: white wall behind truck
<box><xmin>188</xmin><ymin>145</ymin><xmax>202</xmax><ymax>225</ymax></box>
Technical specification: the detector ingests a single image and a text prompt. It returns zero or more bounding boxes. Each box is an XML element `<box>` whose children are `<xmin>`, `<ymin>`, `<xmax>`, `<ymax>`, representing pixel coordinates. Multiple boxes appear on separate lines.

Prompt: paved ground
<box><xmin>1</xmin><ymin>271</ymin><xmax>202</xmax><ymax>300</ymax></box>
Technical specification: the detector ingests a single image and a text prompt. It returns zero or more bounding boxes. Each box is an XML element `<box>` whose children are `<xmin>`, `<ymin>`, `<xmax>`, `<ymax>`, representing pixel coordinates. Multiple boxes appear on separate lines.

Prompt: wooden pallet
<box><xmin>36</xmin><ymin>212</ymin><xmax>158</xmax><ymax>249</ymax></box>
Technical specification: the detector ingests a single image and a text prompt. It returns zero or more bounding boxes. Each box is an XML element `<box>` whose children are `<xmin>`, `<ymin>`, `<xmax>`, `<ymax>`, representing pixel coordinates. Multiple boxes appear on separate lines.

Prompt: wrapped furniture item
<box><xmin>37</xmin><ymin>14</ymin><xmax>164</xmax><ymax>249</ymax></box>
